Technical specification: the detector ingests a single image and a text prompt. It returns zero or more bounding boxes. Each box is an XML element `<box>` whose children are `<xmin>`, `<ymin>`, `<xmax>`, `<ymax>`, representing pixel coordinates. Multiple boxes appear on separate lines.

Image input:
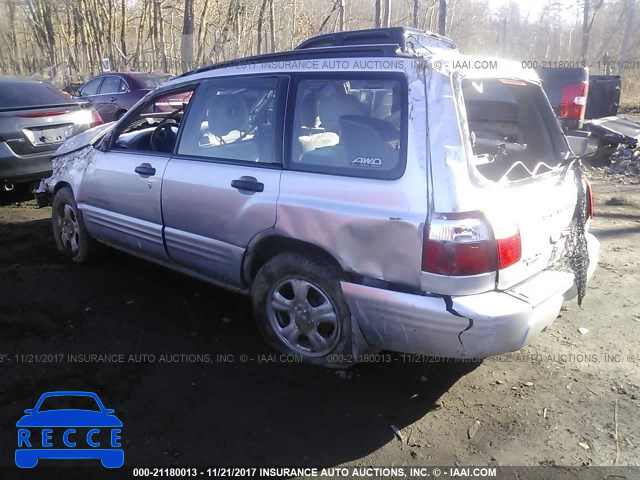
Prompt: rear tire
<box><xmin>251</xmin><ymin>253</ymin><xmax>354</xmax><ymax>368</ymax></box>
<box><xmin>52</xmin><ymin>186</ymin><xmax>103</xmax><ymax>263</ymax></box>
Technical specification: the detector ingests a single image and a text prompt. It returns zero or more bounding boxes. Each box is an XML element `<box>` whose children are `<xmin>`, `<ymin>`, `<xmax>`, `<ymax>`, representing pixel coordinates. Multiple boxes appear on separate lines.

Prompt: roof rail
<box><xmin>178</xmin><ymin>44</ymin><xmax>406</xmax><ymax>79</ymax></box>
<box><xmin>296</xmin><ymin>27</ymin><xmax>457</xmax><ymax>53</ymax></box>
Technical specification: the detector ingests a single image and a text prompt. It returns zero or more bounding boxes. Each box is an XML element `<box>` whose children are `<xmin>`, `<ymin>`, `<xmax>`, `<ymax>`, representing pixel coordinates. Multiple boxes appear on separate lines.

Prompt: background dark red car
<box><xmin>73</xmin><ymin>72</ymin><xmax>172</xmax><ymax>122</ymax></box>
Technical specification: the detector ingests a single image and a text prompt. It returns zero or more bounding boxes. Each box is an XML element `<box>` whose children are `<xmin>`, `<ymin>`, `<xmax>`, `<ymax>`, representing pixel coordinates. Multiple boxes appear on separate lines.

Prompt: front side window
<box><xmin>290</xmin><ymin>75</ymin><xmax>406</xmax><ymax>179</ymax></box>
<box><xmin>80</xmin><ymin>78</ymin><xmax>102</xmax><ymax>96</ymax></box>
<box><xmin>177</xmin><ymin>77</ymin><xmax>279</xmax><ymax>164</ymax></box>
<box><xmin>110</xmin><ymin>86</ymin><xmax>198</xmax><ymax>154</ymax></box>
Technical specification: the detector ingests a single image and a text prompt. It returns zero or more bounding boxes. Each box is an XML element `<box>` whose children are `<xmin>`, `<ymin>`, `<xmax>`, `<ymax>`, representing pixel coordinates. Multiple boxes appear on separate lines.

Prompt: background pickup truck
<box><xmin>536</xmin><ymin>67</ymin><xmax>640</xmax><ymax>162</ymax></box>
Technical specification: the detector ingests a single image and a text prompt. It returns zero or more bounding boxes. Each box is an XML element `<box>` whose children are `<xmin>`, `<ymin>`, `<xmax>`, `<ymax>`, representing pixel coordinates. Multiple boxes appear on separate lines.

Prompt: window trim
<box><xmin>172</xmin><ymin>74</ymin><xmax>288</xmax><ymax>168</ymax></box>
<box><xmin>284</xmin><ymin>71</ymin><xmax>408</xmax><ymax>180</ymax></box>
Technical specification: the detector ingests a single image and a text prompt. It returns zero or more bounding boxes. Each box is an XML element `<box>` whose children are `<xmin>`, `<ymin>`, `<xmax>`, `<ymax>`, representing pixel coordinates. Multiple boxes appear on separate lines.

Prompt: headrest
<box><xmin>207</xmin><ymin>95</ymin><xmax>249</xmax><ymax>137</ymax></box>
<box><xmin>317</xmin><ymin>86</ymin><xmax>365</xmax><ymax>132</ymax></box>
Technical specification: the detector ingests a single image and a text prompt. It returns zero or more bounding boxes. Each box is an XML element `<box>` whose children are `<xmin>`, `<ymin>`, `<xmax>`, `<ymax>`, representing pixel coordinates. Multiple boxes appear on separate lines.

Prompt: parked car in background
<box><xmin>0</xmin><ymin>76</ymin><xmax>103</xmax><ymax>190</ymax></box>
<box><xmin>73</xmin><ymin>72</ymin><xmax>174</xmax><ymax>122</ymax></box>
<box><xmin>39</xmin><ymin>28</ymin><xmax>599</xmax><ymax>368</ymax></box>
<box><xmin>536</xmin><ymin>67</ymin><xmax>639</xmax><ymax>161</ymax></box>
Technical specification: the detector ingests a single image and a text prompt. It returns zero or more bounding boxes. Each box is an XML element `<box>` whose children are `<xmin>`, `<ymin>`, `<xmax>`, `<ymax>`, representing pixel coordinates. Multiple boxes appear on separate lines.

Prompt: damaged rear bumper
<box><xmin>342</xmin><ymin>233</ymin><xmax>599</xmax><ymax>359</ymax></box>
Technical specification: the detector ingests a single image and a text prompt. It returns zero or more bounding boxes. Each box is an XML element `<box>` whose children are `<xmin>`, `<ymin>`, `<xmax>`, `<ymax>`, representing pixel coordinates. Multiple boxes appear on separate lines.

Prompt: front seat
<box><xmin>205</xmin><ymin>95</ymin><xmax>258</xmax><ymax>161</ymax></box>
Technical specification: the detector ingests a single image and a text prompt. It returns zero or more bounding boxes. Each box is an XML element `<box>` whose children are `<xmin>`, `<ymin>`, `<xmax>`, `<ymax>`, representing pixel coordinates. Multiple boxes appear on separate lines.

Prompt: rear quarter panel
<box><xmin>275</xmin><ymin>67</ymin><xmax>428</xmax><ymax>288</ymax></box>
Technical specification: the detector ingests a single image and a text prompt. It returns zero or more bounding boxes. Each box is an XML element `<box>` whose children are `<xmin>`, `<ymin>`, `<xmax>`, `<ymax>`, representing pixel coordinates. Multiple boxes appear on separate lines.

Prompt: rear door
<box><xmin>94</xmin><ymin>75</ymin><xmax>128</xmax><ymax>122</ymax></box>
<box><xmin>161</xmin><ymin>76</ymin><xmax>286</xmax><ymax>287</ymax></box>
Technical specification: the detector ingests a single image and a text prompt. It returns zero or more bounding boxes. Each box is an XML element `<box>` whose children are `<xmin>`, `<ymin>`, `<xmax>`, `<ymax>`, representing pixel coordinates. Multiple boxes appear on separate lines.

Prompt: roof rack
<box><xmin>296</xmin><ymin>27</ymin><xmax>457</xmax><ymax>53</ymax></box>
<box><xmin>179</xmin><ymin>44</ymin><xmax>405</xmax><ymax>79</ymax></box>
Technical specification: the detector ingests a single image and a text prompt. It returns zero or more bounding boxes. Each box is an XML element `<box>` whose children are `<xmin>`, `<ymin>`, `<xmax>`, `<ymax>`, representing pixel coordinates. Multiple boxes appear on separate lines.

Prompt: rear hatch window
<box><xmin>461</xmin><ymin>78</ymin><xmax>569</xmax><ymax>183</ymax></box>
<box><xmin>0</xmin><ymin>81</ymin><xmax>70</xmax><ymax>110</ymax></box>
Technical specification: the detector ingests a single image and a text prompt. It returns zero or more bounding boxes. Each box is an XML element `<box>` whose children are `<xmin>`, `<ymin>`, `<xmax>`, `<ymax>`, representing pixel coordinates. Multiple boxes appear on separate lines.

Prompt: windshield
<box><xmin>0</xmin><ymin>80</ymin><xmax>70</xmax><ymax>110</ymax></box>
<box><xmin>133</xmin><ymin>74</ymin><xmax>172</xmax><ymax>89</ymax></box>
<box><xmin>38</xmin><ymin>395</ymin><xmax>101</xmax><ymax>412</ymax></box>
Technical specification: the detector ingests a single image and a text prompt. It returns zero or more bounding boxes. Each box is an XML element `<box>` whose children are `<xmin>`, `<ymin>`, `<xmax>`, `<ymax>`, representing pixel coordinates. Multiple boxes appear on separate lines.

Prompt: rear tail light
<box><xmin>559</xmin><ymin>81</ymin><xmax>588</xmax><ymax>121</ymax></box>
<box><xmin>585</xmin><ymin>179</ymin><xmax>594</xmax><ymax>219</ymax></box>
<box><xmin>422</xmin><ymin>212</ymin><xmax>521</xmax><ymax>276</ymax></box>
<box><xmin>88</xmin><ymin>108</ymin><xmax>104</xmax><ymax>128</ymax></box>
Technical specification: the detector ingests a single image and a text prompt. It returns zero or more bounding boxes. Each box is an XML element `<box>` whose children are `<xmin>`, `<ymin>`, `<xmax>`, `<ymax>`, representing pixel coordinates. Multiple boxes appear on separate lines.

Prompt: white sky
<box><xmin>486</xmin><ymin>0</ymin><xmax>582</xmax><ymax>23</ymax></box>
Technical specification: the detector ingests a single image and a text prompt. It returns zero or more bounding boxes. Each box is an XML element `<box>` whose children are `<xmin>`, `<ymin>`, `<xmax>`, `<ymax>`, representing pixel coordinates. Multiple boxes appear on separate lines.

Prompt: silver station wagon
<box><xmin>38</xmin><ymin>28</ymin><xmax>599</xmax><ymax>367</ymax></box>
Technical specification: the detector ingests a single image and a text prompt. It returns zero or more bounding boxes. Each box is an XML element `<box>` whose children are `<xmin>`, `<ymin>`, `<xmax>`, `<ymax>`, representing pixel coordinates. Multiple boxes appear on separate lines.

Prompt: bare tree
<box><xmin>374</xmin><ymin>0</ymin><xmax>381</xmax><ymax>28</ymax></box>
<box><xmin>438</xmin><ymin>0</ymin><xmax>447</xmax><ymax>36</ymax></box>
<box><xmin>383</xmin><ymin>0</ymin><xmax>390</xmax><ymax>27</ymax></box>
<box><xmin>181</xmin><ymin>0</ymin><xmax>194</xmax><ymax>72</ymax></box>
<box><xmin>581</xmin><ymin>0</ymin><xmax>605</xmax><ymax>63</ymax></box>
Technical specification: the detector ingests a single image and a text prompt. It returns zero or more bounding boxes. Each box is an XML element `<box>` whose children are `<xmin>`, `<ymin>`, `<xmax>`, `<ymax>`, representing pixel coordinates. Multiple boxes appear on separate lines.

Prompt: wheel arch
<box><xmin>243</xmin><ymin>234</ymin><xmax>346</xmax><ymax>287</ymax></box>
<box><xmin>53</xmin><ymin>181</ymin><xmax>72</xmax><ymax>194</ymax></box>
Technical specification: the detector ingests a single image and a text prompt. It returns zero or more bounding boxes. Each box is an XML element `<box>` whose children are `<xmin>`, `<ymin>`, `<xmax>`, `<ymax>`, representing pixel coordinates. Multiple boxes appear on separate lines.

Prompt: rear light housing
<box><xmin>559</xmin><ymin>81</ymin><xmax>588</xmax><ymax>121</ymax></box>
<box><xmin>74</xmin><ymin>108</ymin><xmax>104</xmax><ymax>129</ymax></box>
<box><xmin>88</xmin><ymin>108</ymin><xmax>104</xmax><ymax>129</ymax></box>
<box><xmin>422</xmin><ymin>212</ymin><xmax>521</xmax><ymax>276</ymax></box>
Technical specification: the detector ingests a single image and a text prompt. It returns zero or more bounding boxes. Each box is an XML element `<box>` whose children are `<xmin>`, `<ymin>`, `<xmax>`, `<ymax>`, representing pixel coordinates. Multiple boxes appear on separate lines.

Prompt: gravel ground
<box><xmin>0</xmin><ymin>179</ymin><xmax>639</xmax><ymax>473</ymax></box>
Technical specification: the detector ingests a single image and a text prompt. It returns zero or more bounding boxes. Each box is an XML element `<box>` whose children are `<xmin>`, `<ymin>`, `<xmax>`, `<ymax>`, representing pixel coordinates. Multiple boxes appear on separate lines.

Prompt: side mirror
<box><xmin>23</xmin><ymin>409</ymin><xmax>33</xmax><ymax>414</ymax></box>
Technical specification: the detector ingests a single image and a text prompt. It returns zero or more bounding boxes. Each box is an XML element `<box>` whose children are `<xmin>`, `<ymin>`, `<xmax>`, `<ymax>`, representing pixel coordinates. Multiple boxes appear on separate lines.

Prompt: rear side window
<box><xmin>100</xmin><ymin>76</ymin><xmax>127</xmax><ymax>94</ymax></box>
<box><xmin>0</xmin><ymin>81</ymin><xmax>70</xmax><ymax>109</ymax></box>
<box><xmin>289</xmin><ymin>75</ymin><xmax>406</xmax><ymax>179</ymax></box>
<box><xmin>177</xmin><ymin>77</ymin><xmax>279</xmax><ymax>164</ymax></box>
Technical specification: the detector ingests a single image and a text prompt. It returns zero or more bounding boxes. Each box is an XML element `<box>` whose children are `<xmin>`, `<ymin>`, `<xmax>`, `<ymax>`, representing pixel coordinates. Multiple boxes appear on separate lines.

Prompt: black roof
<box><xmin>179</xmin><ymin>27</ymin><xmax>456</xmax><ymax>80</ymax></box>
<box><xmin>296</xmin><ymin>27</ymin><xmax>457</xmax><ymax>52</ymax></box>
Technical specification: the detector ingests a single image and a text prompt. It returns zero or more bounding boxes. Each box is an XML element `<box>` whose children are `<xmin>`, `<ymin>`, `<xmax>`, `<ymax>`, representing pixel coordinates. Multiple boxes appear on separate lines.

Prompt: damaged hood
<box><xmin>55</xmin><ymin>122</ymin><xmax>114</xmax><ymax>157</ymax></box>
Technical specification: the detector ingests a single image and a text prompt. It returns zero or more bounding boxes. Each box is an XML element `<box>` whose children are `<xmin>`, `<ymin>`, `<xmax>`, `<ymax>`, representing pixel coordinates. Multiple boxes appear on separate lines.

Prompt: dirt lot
<box><xmin>0</xmin><ymin>178</ymin><xmax>639</xmax><ymax>472</ymax></box>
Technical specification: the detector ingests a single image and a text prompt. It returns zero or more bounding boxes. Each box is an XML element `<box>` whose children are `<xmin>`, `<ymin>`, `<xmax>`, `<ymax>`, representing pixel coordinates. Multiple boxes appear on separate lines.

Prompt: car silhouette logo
<box><xmin>15</xmin><ymin>391</ymin><xmax>123</xmax><ymax>468</ymax></box>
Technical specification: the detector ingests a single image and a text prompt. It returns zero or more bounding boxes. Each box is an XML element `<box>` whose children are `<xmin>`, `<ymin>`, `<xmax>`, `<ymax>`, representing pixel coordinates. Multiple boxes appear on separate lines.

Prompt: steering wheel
<box><xmin>150</xmin><ymin>119</ymin><xmax>178</xmax><ymax>152</ymax></box>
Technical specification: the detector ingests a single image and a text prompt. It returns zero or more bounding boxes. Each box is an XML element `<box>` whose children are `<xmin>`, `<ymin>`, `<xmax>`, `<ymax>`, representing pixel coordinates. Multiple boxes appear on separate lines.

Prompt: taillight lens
<box><xmin>422</xmin><ymin>212</ymin><xmax>521</xmax><ymax>276</ymax></box>
<box><xmin>89</xmin><ymin>109</ymin><xmax>104</xmax><ymax>128</ymax></box>
<box><xmin>73</xmin><ymin>108</ymin><xmax>104</xmax><ymax>129</ymax></box>
<box><xmin>559</xmin><ymin>82</ymin><xmax>588</xmax><ymax>121</ymax></box>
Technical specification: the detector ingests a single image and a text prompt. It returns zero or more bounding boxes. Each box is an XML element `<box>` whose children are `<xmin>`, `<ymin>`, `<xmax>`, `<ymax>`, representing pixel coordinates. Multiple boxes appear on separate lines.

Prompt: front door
<box><xmin>77</xmin><ymin>84</ymin><xmax>199</xmax><ymax>261</ymax></box>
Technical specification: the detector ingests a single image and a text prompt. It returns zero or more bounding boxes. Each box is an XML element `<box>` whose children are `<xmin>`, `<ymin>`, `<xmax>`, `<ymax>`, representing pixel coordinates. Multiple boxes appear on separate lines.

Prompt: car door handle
<box><xmin>135</xmin><ymin>163</ymin><xmax>156</xmax><ymax>176</ymax></box>
<box><xmin>110</xmin><ymin>97</ymin><xmax>117</xmax><ymax>102</ymax></box>
<box><xmin>231</xmin><ymin>178</ymin><xmax>264</xmax><ymax>193</ymax></box>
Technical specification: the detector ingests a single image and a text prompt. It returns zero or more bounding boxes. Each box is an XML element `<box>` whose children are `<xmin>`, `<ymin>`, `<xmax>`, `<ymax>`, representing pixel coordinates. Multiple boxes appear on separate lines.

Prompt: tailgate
<box><xmin>585</xmin><ymin>116</ymin><xmax>640</xmax><ymax>147</ymax></box>
<box><xmin>490</xmin><ymin>168</ymin><xmax>578</xmax><ymax>290</ymax></box>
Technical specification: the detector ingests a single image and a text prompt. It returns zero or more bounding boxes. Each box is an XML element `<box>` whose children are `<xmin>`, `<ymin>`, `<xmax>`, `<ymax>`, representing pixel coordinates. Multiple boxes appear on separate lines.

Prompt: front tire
<box><xmin>252</xmin><ymin>253</ymin><xmax>354</xmax><ymax>368</ymax></box>
<box><xmin>52</xmin><ymin>186</ymin><xmax>102</xmax><ymax>263</ymax></box>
